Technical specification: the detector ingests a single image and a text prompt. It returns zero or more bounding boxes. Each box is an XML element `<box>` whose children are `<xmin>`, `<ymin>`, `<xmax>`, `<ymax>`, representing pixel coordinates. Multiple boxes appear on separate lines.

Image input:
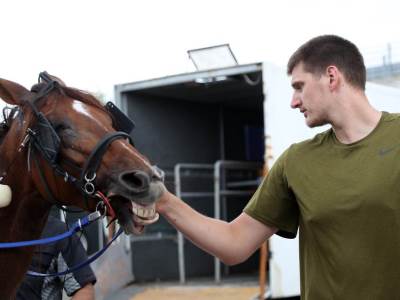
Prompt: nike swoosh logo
<box><xmin>379</xmin><ymin>144</ymin><xmax>400</xmax><ymax>156</ymax></box>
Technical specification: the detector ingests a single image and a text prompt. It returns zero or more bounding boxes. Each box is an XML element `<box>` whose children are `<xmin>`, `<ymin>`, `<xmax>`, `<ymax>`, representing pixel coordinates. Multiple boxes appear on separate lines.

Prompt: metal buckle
<box><xmin>88</xmin><ymin>210</ymin><xmax>102</xmax><ymax>222</ymax></box>
<box><xmin>84</xmin><ymin>172</ymin><xmax>96</xmax><ymax>182</ymax></box>
<box><xmin>83</xmin><ymin>172</ymin><xmax>96</xmax><ymax>194</ymax></box>
<box><xmin>18</xmin><ymin>128</ymin><xmax>36</xmax><ymax>152</ymax></box>
<box><xmin>84</xmin><ymin>182</ymin><xmax>95</xmax><ymax>195</ymax></box>
<box><xmin>95</xmin><ymin>199</ymin><xmax>107</xmax><ymax>217</ymax></box>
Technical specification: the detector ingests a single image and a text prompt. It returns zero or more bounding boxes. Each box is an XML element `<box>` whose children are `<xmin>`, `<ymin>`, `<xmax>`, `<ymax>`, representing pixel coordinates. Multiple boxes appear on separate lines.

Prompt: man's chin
<box><xmin>305</xmin><ymin>117</ymin><xmax>314</xmax><ymax>128</ymax></box>
<box><xmin>305</xmin><ymin>117</ymin><xmax>326</xmax><ymax>128</ymax></box>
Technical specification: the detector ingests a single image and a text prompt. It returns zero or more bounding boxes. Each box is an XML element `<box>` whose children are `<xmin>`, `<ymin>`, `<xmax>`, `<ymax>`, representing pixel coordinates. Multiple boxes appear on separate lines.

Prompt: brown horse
<box><xmin>0</xmin><ymin>73</ymin><xmax>164</xmax><ymax>299</ymax></box>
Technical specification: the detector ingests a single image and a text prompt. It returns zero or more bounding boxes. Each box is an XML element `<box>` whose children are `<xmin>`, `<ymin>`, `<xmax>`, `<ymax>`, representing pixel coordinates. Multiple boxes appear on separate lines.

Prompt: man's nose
<box><xmin>291</xmin><ymin>96</ymin><xmax>301</xmax><ymax>109</ymax></box>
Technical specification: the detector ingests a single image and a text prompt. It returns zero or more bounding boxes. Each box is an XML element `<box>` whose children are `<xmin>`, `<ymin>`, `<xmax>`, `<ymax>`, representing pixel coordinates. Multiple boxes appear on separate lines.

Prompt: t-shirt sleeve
<box><xmin>58</xmin><ymin>233</ymin><xmax>97</xmax><ymax>296</ymax></box>
<box><xmin>244</xmin><ymin>149</ymin><xmax>299</xmax><ymax>238</ymax></box>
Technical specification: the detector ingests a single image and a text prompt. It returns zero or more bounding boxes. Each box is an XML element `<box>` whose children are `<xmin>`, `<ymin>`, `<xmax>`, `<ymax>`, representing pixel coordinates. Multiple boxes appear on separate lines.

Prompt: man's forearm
<box><xmin>157</xmin><ymin>191</ymin><xmax>276</xmax><ymax>265</ymax></box>
<box><xmin>157</xmin><ymin>192</ymin><xmax>236</xmax><ymax>263</ymax></box>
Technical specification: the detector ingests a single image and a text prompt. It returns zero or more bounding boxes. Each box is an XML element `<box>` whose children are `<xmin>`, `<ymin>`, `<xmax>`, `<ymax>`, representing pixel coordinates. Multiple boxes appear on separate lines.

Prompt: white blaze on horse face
<box><xmin>71</xmin><ymin>101</ymin><xmax>110</xmax><ymax>130</ymax></box>
<box><xmin>0</xmin><ymin>184</ymin><xmax>12</xmax><ymax>208</ymax></box>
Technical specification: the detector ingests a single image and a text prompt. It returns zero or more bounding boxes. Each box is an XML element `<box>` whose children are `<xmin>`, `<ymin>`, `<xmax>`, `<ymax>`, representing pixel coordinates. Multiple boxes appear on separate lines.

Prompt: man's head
<box><xmin>287</xmin><ymin>35</ymin><xmax>367</xmax><ymax>128</ymax></box>
<box><xmin>287</xmin><ymin>35</ymin><xmax>366</xmax><ymax>91</ymax></box>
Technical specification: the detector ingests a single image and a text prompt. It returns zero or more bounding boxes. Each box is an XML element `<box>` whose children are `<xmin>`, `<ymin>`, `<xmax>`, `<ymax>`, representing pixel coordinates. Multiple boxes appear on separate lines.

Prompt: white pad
<box><xmin>0</xmin><ymin>184</ymin><xmax>12</xmax><ymax>208</ymax></box>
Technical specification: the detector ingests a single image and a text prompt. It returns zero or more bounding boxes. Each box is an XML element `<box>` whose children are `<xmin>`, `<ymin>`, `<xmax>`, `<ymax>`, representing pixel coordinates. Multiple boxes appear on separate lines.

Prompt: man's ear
<box><xmin>0</xmin><ymin>78</ymin><xmax>30</xmax><ymax>106</ymax></box>
<box><xmin>326</xmin><ymin>66</ymin><xmax>340</xmax><ymax>91</ymax></box>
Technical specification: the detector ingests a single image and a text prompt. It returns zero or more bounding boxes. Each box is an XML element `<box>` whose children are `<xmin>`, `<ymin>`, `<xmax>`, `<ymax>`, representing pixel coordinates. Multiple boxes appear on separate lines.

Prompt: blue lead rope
<box><xmin>26</xmin><ymin>228</ymin><xmax>123</xmax><ymax>277</ymax></box>
<box><xmin>0</xmin><ymin>210</ymin><xmax>124</xmax><ymax>278</ymax></box>
<box><xmin>0</xmin><ymin>211</ymin><xmax>102</xmax><ymax>249</ymax></box>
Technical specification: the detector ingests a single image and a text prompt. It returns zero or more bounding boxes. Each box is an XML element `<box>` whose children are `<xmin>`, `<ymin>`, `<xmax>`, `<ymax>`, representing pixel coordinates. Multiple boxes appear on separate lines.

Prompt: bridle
<box><xmin>0</xmin><ymin>72</ymin><xmax>163</xmax><ymax>277</ymax></box>
<box><xmin>21</xmin><ymin>71</ymin><xmax>135</xmax><ymax>215</ymax></box>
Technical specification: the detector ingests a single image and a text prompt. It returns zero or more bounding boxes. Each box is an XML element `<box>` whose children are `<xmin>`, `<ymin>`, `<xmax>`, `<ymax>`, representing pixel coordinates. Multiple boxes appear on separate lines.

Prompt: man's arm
<box><xmin>71</xmin><ymin>283</ymin><xmax>95</xmax><ymax>300</ymax></box>
<box><xmin>157</xmin><ymin>190</ymin><xmax>278</xmax><ymax>265</ymax></box>
<box><xmin>58</xmin><ymin>223</ymin><xmax>97</xmax><ymax>299</ymax></box>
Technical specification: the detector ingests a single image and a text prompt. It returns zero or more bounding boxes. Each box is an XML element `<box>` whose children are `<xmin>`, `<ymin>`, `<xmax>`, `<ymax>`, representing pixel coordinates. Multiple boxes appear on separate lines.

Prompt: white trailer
<box><xmin>115</xmin><ymin>62</ymin><xmax>400</xmax><ymax>298</ymax></box>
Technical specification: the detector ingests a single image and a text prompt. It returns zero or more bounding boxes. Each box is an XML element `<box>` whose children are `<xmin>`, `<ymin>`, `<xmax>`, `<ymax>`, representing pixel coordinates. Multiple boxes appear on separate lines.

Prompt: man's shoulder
<box><xmin>382</xmin><ymin>112</ymin><xmax>400</xmax><ymax>123</ymax></box>
<box><xmin>289</xmin><ymin>128</ymin><xmax>332</xmax><ymax>154</ymax></box>
<box><xmin>375</xmin><ymin>112</ymin><xmax>400</xmax><ymax>137</ymax></box>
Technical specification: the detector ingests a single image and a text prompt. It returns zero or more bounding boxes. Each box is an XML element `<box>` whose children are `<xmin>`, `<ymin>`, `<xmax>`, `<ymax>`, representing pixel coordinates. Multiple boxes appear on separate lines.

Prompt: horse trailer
<box><xmin>114</xmin><ymin>62</ymin><xmax>400</xmax><ymax>299</ymax></box>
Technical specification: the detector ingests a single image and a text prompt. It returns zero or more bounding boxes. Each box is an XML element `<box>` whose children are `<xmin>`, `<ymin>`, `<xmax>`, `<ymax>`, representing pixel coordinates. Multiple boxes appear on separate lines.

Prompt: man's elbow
<box><xmin>220</xmin><ymin>253</ymin><xmax>249</xmax><ymax>266</ymax></box>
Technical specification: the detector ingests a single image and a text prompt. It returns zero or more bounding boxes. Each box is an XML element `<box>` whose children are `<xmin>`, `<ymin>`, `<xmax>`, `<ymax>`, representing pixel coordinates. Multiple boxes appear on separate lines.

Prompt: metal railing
<box><xmin>174</xmin><ymin>160</ymin><xmax>263</xmax><ymax>283</ymax></box>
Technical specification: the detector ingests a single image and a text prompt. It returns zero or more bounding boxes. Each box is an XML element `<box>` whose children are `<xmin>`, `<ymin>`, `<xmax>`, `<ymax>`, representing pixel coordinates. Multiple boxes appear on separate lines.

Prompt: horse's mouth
<box><xmin>107</xmin><ymin>194</ymin><xmax>159</xmax><ymax>235</ymax></box>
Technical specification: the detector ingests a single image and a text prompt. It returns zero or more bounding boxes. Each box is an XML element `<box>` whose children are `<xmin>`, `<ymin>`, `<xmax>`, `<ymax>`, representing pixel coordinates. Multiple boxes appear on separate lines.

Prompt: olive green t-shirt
<box><xmin>244</xmin><ymin>112</ymin><xmax>400</xmax><ymax>299</ymax></box>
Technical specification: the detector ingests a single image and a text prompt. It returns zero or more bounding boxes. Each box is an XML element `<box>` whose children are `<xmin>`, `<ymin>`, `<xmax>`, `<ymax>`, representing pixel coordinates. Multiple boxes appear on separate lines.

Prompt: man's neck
<box><xmin>330</xmin><ymin>92</ymin><xmax>382</xmax><ymax>144</ymax></box>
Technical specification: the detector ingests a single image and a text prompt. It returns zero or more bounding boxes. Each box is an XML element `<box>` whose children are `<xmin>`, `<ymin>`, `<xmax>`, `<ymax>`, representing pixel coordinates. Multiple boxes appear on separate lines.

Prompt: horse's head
<box><xmin>0</xmin><ymin>72</ymin><xmax>165</xmax><ymax>234</ymax></box>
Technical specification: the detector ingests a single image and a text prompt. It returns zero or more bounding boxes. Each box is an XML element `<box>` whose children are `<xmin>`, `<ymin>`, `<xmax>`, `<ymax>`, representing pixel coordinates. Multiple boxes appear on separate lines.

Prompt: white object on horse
<box><xmin>0</xmin><ymin>184</ymin><xmax>12</xmax><ymax>208</ymax></box>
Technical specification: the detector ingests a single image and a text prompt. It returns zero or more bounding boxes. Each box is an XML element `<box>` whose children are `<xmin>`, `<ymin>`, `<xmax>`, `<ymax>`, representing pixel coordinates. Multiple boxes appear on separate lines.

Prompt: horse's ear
<box><xmin>0</xmin><ymin>78</ymin><xmax>30</xmax><ymax>105</ymax></box>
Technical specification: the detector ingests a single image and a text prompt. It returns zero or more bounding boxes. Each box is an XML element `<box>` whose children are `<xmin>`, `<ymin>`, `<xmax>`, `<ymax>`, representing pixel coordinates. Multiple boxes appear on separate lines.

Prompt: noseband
<box><xmin>22</xmin><ymin>72</ymin><xmax>135</xmax><ymax>210</ymax></box>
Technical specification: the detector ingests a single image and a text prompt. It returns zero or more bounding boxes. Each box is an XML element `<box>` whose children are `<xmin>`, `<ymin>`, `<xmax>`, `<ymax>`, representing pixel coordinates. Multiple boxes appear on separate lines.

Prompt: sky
<box><xmin>1</xmin><ymin>0</ymin><xmax>400</xmax><ymax>101</ymax></box>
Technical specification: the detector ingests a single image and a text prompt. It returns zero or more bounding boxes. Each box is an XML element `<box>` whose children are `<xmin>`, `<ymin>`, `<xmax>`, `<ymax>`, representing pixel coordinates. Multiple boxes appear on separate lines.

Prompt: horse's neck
<box><xmin>3</xmin><ymin>190</ymin><xmax>50</xmax><ymax>241</ymax></box>
<box><xmin>0</xmin><ymin>178</ymin><xmax>51</xmax><ymax>299</ymax></box>
<box><xmin>0</xmin><ymin>96</ymin><xmax>55</xmax><ymax>298</ymax></box>
<box><xmin>0</xmin><ymin>123</ymin><xmax>50</xmax><ymax>233</ymax></box>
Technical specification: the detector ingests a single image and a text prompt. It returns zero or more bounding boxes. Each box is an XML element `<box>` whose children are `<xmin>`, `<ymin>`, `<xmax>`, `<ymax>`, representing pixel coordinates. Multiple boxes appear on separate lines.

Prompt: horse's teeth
<box><xmin>131</xmin><ymin>205</ymin><xmax>137</xmax><ymax>215</ymax></box>
<box><xmin>131</xmin><ymin>201</ymin><xmax>155</xmax><ymax>219</ymax></box>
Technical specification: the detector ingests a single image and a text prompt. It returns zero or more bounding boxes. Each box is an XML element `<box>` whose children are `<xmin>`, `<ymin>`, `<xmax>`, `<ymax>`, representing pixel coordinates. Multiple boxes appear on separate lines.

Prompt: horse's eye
<box><xmin>54</xmin><ymin>123</ymin><xmax>76</xmax><ymax>147</ymax></box>
<box><xmin>53</xmin><ymin>123</ymin><xmax>68</xmax><ymax>131</ymax></box>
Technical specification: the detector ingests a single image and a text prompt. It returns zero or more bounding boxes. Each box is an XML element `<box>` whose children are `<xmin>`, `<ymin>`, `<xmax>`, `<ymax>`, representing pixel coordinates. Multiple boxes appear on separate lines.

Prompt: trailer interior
<box><xmin>117</xmin><ymin>64</ymin><xmax>266</xmax><ymax>282</ymax></box>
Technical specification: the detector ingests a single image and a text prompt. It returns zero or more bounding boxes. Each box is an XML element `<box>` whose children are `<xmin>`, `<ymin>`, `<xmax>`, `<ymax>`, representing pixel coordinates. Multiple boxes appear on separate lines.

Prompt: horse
<box><xmin>0</xmin><ymin>72</ymin><xmax>165</xmax><ymax>299</ymax></box>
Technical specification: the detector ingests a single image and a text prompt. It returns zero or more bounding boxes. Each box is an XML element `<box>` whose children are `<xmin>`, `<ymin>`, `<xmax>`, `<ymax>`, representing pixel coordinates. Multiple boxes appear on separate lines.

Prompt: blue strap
<box><xmin>0</xmin><ymin>211</ymin><xmax>101</xmax><ymax>249</ymax></box>
<box><xmin>26</xmin><ymin>228</ymin><xmax>123</xmax><ymax>277</ymax></box>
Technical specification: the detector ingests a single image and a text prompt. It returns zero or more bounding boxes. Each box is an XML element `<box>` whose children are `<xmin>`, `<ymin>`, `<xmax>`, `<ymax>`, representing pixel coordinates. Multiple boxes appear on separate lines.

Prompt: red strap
<box><xmin>95</xmin><ymin>191</ymin><xmax>116</xmax><ymax>220</ymax></box>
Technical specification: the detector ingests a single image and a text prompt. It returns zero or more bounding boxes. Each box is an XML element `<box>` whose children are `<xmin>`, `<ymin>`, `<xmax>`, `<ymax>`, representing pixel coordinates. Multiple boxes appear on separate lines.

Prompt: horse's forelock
<box><xmin>30</xmin><ymin>81</ymin><xmax>106</xmax><ymax>113</ymax></box>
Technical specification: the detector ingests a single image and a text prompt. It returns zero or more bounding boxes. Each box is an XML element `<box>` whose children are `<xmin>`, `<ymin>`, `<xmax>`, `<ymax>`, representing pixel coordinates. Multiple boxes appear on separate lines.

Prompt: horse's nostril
<box><xmin>120</xmin><ymin>170</ymin><xmax>150</xmax><ymax>193</ymax></box>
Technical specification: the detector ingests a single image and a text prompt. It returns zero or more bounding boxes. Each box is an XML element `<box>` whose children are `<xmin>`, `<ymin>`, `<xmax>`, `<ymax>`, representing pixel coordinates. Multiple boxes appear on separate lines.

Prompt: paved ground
<box><xmin>105</xmin><ymin>276</ymin><xmax>261</xmax><ymax>300</ymax></box>
<box><xmin>131</xmin><ymin>285</ymin><xmax>259</xmax><ymax>300</ymax></box>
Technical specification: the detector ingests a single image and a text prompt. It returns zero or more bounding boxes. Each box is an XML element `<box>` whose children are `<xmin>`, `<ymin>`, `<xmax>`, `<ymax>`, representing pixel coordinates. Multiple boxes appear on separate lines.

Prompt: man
<box><xmin>17</xmin><ymin>215</ymin><xmax>96</xmax><ymax>300</ymax></box>
<box><xmin>153</xmin><ymin>35</ymin><xmax>400</xmax><ymax>299</ymax></box>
